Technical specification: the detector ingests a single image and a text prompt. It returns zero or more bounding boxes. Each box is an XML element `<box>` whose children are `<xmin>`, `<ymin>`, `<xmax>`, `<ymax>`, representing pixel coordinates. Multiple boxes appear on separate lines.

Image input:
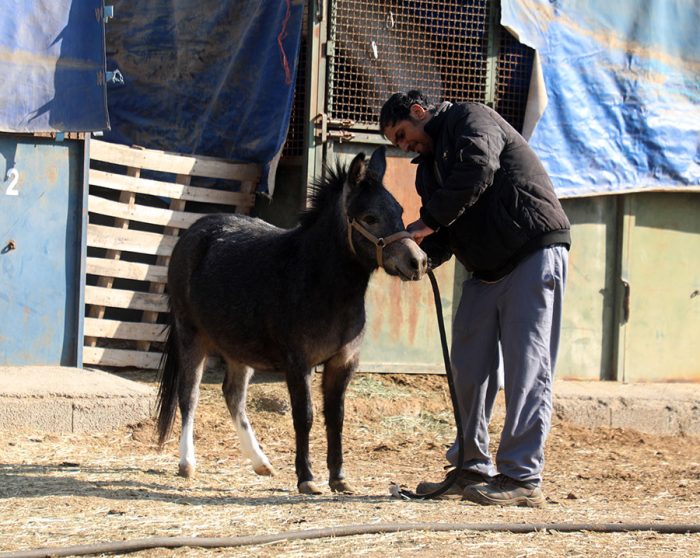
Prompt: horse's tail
<box><xmin>156</xmin><ymin>317</ymin><xmax>180</xmax><ymax>447</ymax></box>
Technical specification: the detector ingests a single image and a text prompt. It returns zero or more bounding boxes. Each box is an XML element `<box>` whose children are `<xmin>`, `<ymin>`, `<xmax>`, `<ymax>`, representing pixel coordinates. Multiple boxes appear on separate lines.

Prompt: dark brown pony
<box><xmin>156</xmin><ymin>147</ymin><xmax>427</xmax><ymax>494</ymax></box>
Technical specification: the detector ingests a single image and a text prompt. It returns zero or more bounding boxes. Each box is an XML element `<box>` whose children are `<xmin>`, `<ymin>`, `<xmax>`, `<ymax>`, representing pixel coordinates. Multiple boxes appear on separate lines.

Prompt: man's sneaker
<box><xmin>415</xmin><ymin>469</ymin><xmax>489</xmax><ymax>499</ymax></box>
<box><xmin>462</xmin><ymin>474</ymin><xmax>545</xmax><ymax>507</ymax></box>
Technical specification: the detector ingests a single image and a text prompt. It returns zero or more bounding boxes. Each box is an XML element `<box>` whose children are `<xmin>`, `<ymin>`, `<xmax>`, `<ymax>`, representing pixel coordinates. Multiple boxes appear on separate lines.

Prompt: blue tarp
<box><xmin>102</xmin><ymin>0</ymin><xmax>304</xmax><ymax>194</ymax></box>
<box><xmin>502</xmin><ymin>0</ymin><xmax>700</xmax><ymax>197</ymax></box>
<box><xmin>0</xmin><ymin>0</ymin><xmax>109</xmax><ymax>133</ymax></box>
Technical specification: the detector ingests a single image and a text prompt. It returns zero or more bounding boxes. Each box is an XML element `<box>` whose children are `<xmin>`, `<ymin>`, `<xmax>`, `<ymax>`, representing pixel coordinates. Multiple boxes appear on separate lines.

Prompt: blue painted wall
<box><xmin>0</xmin><ymin>135</ymin><xmax>87</xmax><ymax>365</ymax></box>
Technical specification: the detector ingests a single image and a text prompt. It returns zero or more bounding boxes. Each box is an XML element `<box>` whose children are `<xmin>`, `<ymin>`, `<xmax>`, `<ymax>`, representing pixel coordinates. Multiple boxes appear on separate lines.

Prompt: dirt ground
<box><xmin>1</xmin><ymin>368</ymin><xmax>699</xmax><ymax>557</ymax></box>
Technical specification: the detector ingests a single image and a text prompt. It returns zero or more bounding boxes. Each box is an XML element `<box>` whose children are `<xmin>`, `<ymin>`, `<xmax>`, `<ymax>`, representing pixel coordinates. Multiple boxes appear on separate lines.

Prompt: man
<box><xmin>380</xmin><ymin>90</ymin><xmax>570</xmax><ymax>507</ymax></box>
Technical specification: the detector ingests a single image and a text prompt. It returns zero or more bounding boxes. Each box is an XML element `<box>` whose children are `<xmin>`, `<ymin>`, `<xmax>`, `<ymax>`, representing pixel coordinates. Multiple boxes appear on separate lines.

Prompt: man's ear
<box><xmin>367</xmin><ymin>146</ymin><xmax>387</xmax><ymax>181</ymax></box>
<box><xmin>347</xmin><ymin>152</ymin><xmax>367</xmax><ymax>189</ymax></box>
<box><xmin>410</xmin><ymin>103</ymin><xmax>427</xmax><ymax>120</ymax></box>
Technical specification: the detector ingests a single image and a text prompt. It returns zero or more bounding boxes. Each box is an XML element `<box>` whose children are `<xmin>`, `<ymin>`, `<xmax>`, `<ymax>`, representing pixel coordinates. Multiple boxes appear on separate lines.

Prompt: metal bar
<box><xmin>76</xmin><ymin>138</ymin><xmax>90</xmax><ymax>368</ymax></box>
<box><xmin>611</xmin><ymin>194</ymin><xmax>634</xmax><ymax>382</ymax></box>
<box><xmin>303</xmin><ymin>0</ymin><xmax>328</xmax><ymax>203</ymax></box>
<box><xmin>326</xmin><ymin>0</ymin><xmax>337</xmax><ymax>121</ymax></box>
<box><xmin>342</xmin><ymin>122</ymin><xmax>387</xmax><ymax>132</ymax></box>
<box><xmin>338</xmin><ymin>131</ymin><xmax>391</xmax><ymax>145</ymax></box>
<box><xmin>485</xmin><ymin>0</ymin><xmax>501</xmax><ymax>107</ymax></box>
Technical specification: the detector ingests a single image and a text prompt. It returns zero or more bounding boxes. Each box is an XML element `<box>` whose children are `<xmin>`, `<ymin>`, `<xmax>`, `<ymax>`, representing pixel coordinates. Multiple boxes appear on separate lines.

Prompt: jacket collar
<box><xmin>411</xmin><ymin>101</ymin><xmax>452</xmax><ymax>165</ymax></box>
<box><xmin>424</xmin><ymin>101</ymin><xmax>452</xmax><ymax>139</ymax></box>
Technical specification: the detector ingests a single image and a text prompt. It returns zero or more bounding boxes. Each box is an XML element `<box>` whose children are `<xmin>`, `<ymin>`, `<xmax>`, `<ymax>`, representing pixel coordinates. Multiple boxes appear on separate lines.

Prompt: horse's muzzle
<box><xmin>389</xmin><ymin>237</ymin><xmax>428</xmax><ymax>281</ymax></box>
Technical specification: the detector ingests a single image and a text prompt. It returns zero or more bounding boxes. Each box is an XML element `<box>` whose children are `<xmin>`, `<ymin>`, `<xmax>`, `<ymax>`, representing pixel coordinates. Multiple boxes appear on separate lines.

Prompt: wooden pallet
<box><xmin>83</xmin><ymin>140</ymin><xmax>261</xmax><ymax>369</ymax></box>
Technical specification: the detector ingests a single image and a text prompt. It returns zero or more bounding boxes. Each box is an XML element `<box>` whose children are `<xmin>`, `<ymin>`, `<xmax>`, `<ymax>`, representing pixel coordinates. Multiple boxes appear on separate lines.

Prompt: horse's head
<box><xmin>343</xmin><ymin>147</ymin><xmax>427</xmax><ymax>281</ymax></box>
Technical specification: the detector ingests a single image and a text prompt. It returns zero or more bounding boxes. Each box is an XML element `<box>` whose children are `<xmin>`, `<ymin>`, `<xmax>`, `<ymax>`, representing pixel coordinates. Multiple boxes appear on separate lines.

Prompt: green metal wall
<box><xmin>615</xmin><ymin>193</ymin><xmax>700</xmax><ymax>382</ymax></box>
<box><xmin>554</xmin><ymin>193</ymin><xmax>700</xmax><ymax>382</ymax></box>
<box><xmin>556</xmin><ymin>197</ymin><xmax>619</xmax><ymax>380</ymax></box>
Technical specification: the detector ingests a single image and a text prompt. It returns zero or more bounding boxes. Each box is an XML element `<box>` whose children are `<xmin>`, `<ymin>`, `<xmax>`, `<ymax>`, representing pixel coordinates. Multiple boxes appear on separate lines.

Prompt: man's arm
<box><xmin>423</xmin><ymin>107</ymin><xmax>506</xmax><ymax>228</ymax></box>
<box><xmin>407</xmin><ymin>219</ymin><xmax>452</xmax><ymax>269</ymax></box>
<box><xmin>407</xmin><ymin>219</ymin><xmax>434</xmax><ymax>244</ymax></box>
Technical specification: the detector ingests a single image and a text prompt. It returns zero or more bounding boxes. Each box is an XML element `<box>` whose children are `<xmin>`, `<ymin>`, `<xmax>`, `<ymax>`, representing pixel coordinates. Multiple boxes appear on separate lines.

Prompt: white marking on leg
<box><xmin>235</xmin><ymin>415</ymin><xmax>274</xmax><ymax>475</ymax></box>
<box><xmin>179</xmin><ymin>415</ymin><xmax>196</xmax><ymax>474</ymax></box>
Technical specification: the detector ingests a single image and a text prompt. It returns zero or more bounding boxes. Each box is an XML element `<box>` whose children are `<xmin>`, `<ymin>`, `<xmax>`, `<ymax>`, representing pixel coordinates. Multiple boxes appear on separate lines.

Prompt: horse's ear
<box><xmin>347</xmin><ymin>152</ymin><xmax>367</xmax><ymax>188</ymax></box>
<box><xmin>367</xmin><ymin>146</ymin><xmax>387</xmax><ymax>181</ymax></box>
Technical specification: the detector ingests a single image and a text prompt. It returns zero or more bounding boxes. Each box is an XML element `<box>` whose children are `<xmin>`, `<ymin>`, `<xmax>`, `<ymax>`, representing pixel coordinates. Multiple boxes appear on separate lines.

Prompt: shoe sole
<box><xmin>415</xmin><ymin>486</ymin><xmax>465</xmax><ymax>499</ymax></box>
<box><xmin>416</xmin><ymin>479</ymin><xmax>490</xmax><ymax>499</ymax></box>
<box><xmin>419</xmin><ymin>493</ymin><xmax>463</xmax><ymax>500</ymax></box>
<box><xmin>462</xmin><ymin>490</ymin><xmax>545</xmax><ymax>508</ymax></box>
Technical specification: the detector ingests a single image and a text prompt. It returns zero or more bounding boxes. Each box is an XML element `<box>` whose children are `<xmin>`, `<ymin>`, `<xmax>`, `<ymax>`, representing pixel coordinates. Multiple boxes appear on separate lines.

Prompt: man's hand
<box><xmin>407</xmin><ymin>219</ymin><xmax>434</xmax><ymax>245</ymax></box>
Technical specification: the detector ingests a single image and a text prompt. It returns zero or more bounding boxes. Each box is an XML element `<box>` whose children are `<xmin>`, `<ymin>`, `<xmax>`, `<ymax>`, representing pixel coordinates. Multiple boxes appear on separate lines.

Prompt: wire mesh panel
<box><xmin>495</xmin><ymin>27</ymin><xmax>535</xmax><ymax>133</ymax></box>
<box><xmin>329</xmin><ymin>0</ymin><xmax>491</xmax><ymax>127</ymax></box>
<box><xmin>282</xmin><ymin>34</ymin><xmax>307</xmax><ymax>157</ymax></box>
<box><xmin>282</xmin><ymin>2</ymin><xmax>309</xmax><ymax>158</ymax></box>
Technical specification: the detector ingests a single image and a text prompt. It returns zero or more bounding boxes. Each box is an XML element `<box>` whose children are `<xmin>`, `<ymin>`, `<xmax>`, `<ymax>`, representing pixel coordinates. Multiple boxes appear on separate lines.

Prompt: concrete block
<box><xmin>674</xmin><ymin>402</ymin><xmax>700</xmax><ymax>437</ymax></box>
<box><xmin>0</xmin><ymin>397</ymin><xmax>74</xmax><ymax>432</ymax></box>
<box><xmin>72</xmin><ymin>398</ymin><xmax>154</xmax><ymax>432</ymax></box>
<box><xmin>553</xmin><ymin>380</ymin><xmax>700</xmax><ymax>437</ymax></box>
<box><xmin>0</xmin><ymin>366</ymin><xmax>155</xmax><ymax>433</ymax></box>
<box><xmin>553</xmin><ymin>397</ymin><xmax>612</xmax><ymax>428</ymax></box>
<box><xmin>609</xmin><ymin>399</ymin><xmax>682</xmax><ymax>436</ymax></box>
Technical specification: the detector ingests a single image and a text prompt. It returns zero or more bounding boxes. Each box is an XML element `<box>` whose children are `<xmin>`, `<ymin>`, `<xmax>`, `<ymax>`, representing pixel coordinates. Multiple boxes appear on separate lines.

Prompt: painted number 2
<box><xmin>5</xmin><ymin>168</ymin><xmax>19</xmax><ymax>196</ymax></box>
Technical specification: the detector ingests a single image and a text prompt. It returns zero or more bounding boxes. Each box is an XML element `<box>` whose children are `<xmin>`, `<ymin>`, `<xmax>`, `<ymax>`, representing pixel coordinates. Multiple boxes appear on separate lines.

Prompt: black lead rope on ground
<box><xmin>395</xmin><ymin>269</ymin><xmax>465</xmax><ymax>500</ymax></box>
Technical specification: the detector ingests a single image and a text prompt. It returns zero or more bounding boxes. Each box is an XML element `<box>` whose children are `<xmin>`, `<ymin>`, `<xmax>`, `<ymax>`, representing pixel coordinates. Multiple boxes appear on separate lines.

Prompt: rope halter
<box><xmin>347</xmin><ymin>218</ymin><xmax>412</xmax><ymax>269</ymax></box>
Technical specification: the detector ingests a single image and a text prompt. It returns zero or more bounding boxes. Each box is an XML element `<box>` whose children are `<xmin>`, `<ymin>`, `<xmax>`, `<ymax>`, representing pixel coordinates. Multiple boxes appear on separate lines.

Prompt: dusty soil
<box><xmin>1</xmin><ymin>369</ymin><xmax>699</xmax><ymax>557</ymax></box>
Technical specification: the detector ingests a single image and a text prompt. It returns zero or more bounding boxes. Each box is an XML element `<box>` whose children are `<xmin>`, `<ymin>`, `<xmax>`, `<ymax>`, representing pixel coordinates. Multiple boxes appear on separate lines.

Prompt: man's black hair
<box><xmin>379</xmin><ymin>90</ymin><xmax>435</xmax><ymax>133</ymax></box>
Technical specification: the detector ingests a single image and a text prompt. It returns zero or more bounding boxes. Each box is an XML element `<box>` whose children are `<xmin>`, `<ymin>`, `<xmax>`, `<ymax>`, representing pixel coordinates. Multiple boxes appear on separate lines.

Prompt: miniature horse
<box><xmin>156</xmin><ymin>147</ymin><xmax>427</xmax><ymax>494</ymax></box>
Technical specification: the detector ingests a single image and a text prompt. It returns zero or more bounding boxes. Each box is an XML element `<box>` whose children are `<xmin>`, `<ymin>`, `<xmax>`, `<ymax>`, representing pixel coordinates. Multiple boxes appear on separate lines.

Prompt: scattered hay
<box><xmin>1</xmin><ymin>372</ymin><xmax>699</xmax><ymax>557</ymax></box>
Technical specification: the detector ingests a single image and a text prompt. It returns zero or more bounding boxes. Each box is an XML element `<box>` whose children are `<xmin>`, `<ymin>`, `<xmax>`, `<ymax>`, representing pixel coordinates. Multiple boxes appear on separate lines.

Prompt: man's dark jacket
<box><xmin>415</xmin><ymin>101</ymin><xmax>571</xmax><ymax>281</ymax></box>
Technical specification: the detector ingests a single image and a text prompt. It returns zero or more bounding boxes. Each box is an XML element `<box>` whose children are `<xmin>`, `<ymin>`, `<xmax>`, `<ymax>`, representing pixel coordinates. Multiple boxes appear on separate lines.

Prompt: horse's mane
<box><xmin>298</xmin><ymin>162</ymin><xmax>347</xmax><ymax>229</ymax></box>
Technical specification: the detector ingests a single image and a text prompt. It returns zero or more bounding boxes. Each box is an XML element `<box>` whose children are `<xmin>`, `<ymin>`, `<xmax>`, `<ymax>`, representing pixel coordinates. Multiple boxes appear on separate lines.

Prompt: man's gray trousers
<box><xmin>446</xmin><ymin>245</ymin><xmax>568</xmax><ymax>484</ymax></box>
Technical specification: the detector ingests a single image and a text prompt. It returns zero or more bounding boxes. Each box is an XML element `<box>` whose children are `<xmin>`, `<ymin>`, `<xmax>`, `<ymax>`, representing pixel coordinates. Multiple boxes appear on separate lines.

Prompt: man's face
<box><xmin>383</xmin><ymin>104</ymin><xmax>434</xmax><ymax>155</ymax></box>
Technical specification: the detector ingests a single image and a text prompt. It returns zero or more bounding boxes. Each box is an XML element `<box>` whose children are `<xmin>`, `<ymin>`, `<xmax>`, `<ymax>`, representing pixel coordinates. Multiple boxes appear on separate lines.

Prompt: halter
<box><xmin>347</xmin><ymin>218</ymin><xmax>412</xmax><ymax>268</ymax></box>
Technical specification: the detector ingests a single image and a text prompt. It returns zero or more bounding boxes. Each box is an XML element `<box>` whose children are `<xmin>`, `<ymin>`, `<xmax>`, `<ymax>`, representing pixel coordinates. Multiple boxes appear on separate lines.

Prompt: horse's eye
<box><xmin>361</xmin><ymin>215</ymin><xmax>378</xmax><ymax>226</ymax></box>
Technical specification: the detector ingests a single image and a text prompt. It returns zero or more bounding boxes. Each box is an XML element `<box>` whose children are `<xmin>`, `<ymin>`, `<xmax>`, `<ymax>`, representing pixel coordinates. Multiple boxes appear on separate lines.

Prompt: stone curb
<box><xmin>553</xmin><ymin>381</ymin><xmax>700</xmax><ymax>437</ymax></box>
<box><xmin>0</xmin><ymin>366</ymin><xmax>155</xmax><ymax>433</ymax></box>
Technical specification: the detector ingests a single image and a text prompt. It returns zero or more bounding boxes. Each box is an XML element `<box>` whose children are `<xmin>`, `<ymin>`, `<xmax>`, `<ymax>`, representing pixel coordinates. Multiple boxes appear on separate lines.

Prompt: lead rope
<box><xmin>392</xmin><ymin>269</ymin><xmax>465</xmax><ymax>500</ymax></box>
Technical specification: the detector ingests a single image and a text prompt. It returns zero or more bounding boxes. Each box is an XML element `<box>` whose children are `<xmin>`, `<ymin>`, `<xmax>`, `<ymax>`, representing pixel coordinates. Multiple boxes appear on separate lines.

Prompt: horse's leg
<box><xmin>285</xmin><ymin>367</ymin><xmax>320</xmax><ymax>494</ymax></box>
<box><xmin>222</xmin><ymin>360</ymin><xmax>275</xmax><ymax>476</ymax></box>
<box><xmin>323</xmin><ymin>348</ymin><xmax>358</xmax><ymax>494</ymax></box>
<box><xmin>176</xmin><ymin>325</ymin><xmax>207</xmax><ymax>479</ymax></box>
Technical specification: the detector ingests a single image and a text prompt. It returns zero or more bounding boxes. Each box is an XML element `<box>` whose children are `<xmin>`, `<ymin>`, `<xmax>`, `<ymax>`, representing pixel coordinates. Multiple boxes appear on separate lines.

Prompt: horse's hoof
<box><xmin>329</xmin><ymin>479</ymin><xmax>355</xmax><ymax>494</ymax></box>
<box><xmin>178</xmin><ymin>463</ymin><xmax>195</xmax><ymax>479</ymax></box>
<box><xmin>298</xmin><ymin>481</ymin><xmax>323</xmax><ymax>495</ymax></box>
<box><xmin>254</xmin><ymin>463</ymin><xmax>276</xmax><ymax>476</ymax></box>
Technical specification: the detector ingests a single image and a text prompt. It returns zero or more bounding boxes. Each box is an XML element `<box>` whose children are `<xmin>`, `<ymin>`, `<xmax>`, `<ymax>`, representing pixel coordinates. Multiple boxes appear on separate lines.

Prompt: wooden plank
<box><xmin>85</xmin><ymin>141</ymin><xmax>259</xmax><ymax>368</ymax></box>
<box><xmin>90</xmin><ymin>139</ymin><xmax>261</xmax><ymax>181</ymax></box>
<box><xmin>139</xmin><ymin>176</ymin><xmax>189</xmax><ymax>351</ymax></box>
<box><xmin>87</xmin><ymin>224</ymin><xmax>179</xmax><ymax>256</ymax></box>
<box><xmin>88</xmin><ymin>194</ymin><xmax>205</xmax><ymax>229</ymax></box>
<box><xmin>83</xmin><ymin>317</ymin><xmax>167</xmax><ymax>342</ymax></box>
<box><xmin>86</xmin><ymin>179</ymin><xmax>138</xmax><ymax>347</ymax></box>
<box><xmin>89</xmin><ymin>169</ymin><xmax>256</xmax><ymax>207</ymax></box>
<box><xmin>83</xmin><ymin>346</ymin><xmax>162</xmax><ymax>369</ymax></box>
<box><xmin>84</xmin><ymin>285</ymin><xmax>169</xmax><ymax>312</ymax></box>
<box><xmin>33</xmin><ymin>132</ymin><xmax>87</xmax><ymax>140</ymax></box>
<box><xmin>85</xmin><ymin>257</ymin><xmax>168</xmax><ymax>283</ymax></box>
<box><xmin>236</xmin><ymin>181</ymin><xmax>257</xmax><ymax>215</ymax></box>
